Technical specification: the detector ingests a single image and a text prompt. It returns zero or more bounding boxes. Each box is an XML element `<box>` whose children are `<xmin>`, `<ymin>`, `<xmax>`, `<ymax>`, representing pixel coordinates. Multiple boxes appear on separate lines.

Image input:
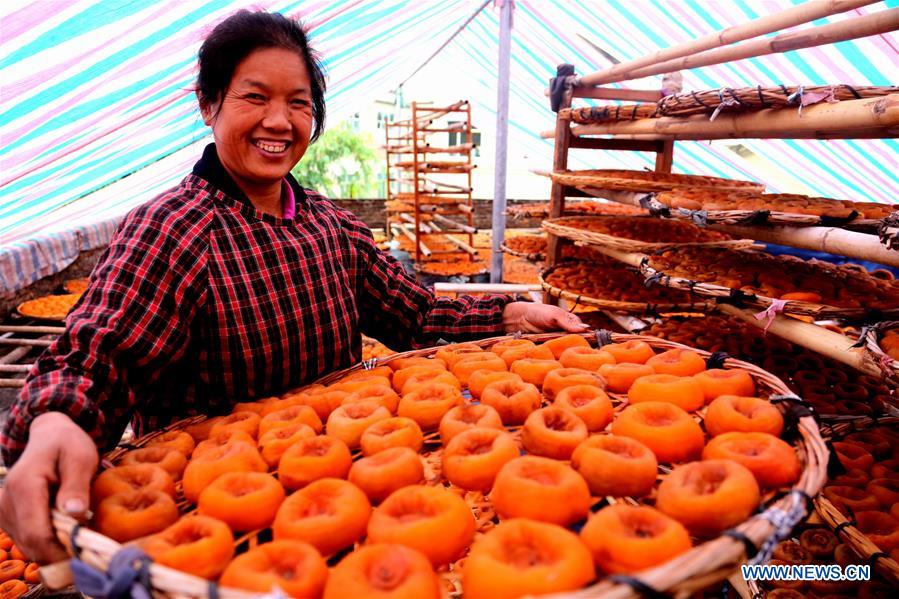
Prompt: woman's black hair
<box><xmin>197</xmin><ymin>10</ymin><xmax>327</xmax><ymax>141</ymax></box>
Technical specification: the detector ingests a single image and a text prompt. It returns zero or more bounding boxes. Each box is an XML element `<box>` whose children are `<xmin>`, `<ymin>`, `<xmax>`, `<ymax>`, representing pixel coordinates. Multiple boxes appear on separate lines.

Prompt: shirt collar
<box><xmin>192</xmin><ymin>143</ymin><xmax>304</xmax><ymax>218</ymax></box>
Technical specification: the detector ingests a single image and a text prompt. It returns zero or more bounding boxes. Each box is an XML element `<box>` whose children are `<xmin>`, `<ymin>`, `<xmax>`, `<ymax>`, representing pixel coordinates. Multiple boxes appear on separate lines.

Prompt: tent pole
<box><xmin>491</xmin><ymin>0</ymin><xmax>514</xmax><ymax>284</ymax></box>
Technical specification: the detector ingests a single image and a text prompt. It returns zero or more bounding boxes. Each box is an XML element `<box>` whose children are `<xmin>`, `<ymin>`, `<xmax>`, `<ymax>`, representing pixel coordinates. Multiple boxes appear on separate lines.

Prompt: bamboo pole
<box><xmin>0</xmin><ymin>338</ymin><xmax>53</xmax><ymax>347</ymax></box>
<box><xmin>0</xmin><ymin>325</ymin><xmax>66</xmax><ymax>334</ymax></box>
<box><xmin>578</xmin><ymin>0</ymin><xmax>880</xmax><ymax>86</ymax></box>
<box><xmin>431</xmin><ymin>213</ymin><xmax>477</xmax><ymax>234</ymax></box>
<box><xmin>614</xmin><ymin>8</ymin><xmax>899</xmax><ymax>84</ymax></box>
<box><xmin>0</xmin><ymin>379</ymin><xmax>25</xmax><ymax>388</ymax></box>
<box><xmin>560</xmin><ymin>94</ymin><xmax>899</xmax><ymax>140</ymax></box>
<box><xmin>708</xmin><ymin>223</ymin><xmax>899</xmax><ymax>268</ymax></box>
<box><xmin>444</xmin><ymin>235</ymin><xmax>479</xmax><ymax>256</ymax></box>
<box><xmin>434</xmin><ymin>283</ymin><xmax>541</xmax><ymax>294</ymax></box>
<box><xmin>717</xmin><ymin>304</ymin><xmax>881</xmax><ymax>378</ymax></box>
<box><xmin>397</xmin><ymin>224</ymin><xmax>432</xmax><ymax>257</ymax></box>
<box><xmin>0</xmin><ymin>365</ymin><xmax>32</xmax><ymax>373</ymax></box>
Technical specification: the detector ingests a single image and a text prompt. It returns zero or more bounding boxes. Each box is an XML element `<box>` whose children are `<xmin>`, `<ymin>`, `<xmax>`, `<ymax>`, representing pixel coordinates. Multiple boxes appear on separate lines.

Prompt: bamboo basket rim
<box><xmin>51</xmin><ymin>331</ymin><xmax>827</xmax><ymax>599</ymax></box>
<box><xmin>542</xmin><ymin>216</ymin><xmax>756</xmax><ymax>253</ymax></box>
<box><xmin>812</xmin><ymin>416</ymin><xmax>899</xmax><ymax>584</ymax></box>
<box><xmin>549</xmin><ymin>169</ymin><xmax>765</xmax><ymax>193</ymax></box>
<box><xmin>559</xmin><ymin>104</ymin><xmax>659</xmax><ymax>124</ymax></box>
<box><xmin>657</xmin><ymin>84</ymin><xmax>899</xmax><ymax>118</ymax></box>
<box><xmin>539</xmin><ymin>261</ymin><xmax>716</xmax><ymax>315</ymax></box>
<box><xmin>863</xmin><ymin>320</ymin><xmax>899</xmax><ymax>381</ymax></box>
<box><xmin>635</xmin><ymin>251</ymin><xmax>898</xmax><ymax>319</ymax></box>
<box><xmin>499</xmin><ymin>235</ymin><xmax>547</xmax><ymax>261</ymax></box>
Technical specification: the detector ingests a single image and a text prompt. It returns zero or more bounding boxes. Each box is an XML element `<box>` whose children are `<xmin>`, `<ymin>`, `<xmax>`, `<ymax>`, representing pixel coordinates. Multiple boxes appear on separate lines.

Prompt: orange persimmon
<box><xmin>571</xmin><ymin>435</ymin><xmax>658</xmax><ymax>498</ymax></box>
<box><xmin>323</xmin><ymin>544</ymin><xmax>440</xmax><ymax>599</ymax></box>
<box><xmin>273</xmin><ymin>478</ymin><xmax>371</xmax><ymax>556</ymax></box>
<box><xmin>119</xmin><ymin>446</ymin><xmax>188</xmax><ymax>481</ymax></box>
<box><xmin>360</xmin><ymin>417</ymin><xmax>424</xmax><ymax>456</ymax></box>
<box><xmin>521</xmin><ymin>407</ymin><xmax>588</xmax><ymax>460</ymax></box>
<box><xmin>145</xmin><ymin>430</ymin><xmax>195</xmax><ymax>456</ymax></box>
<box><xmin>463</xmin><ymin>518</ymin><xmax>594</xmax><ymax>599</ymax></box>
<box><xmin>0</xmin><ymin>580</ymin><xmax>26</xmax><ymax>599</ymax></box>
<box><xmin>278</xmin><ymin>435</ymin><xmax>353</xmax><ymax>490</ymax></box>
<box><xmin>467</xmin><ymin>370</ymin><xmax>522</xmax><ymax>400</ymax></box>
<box><xmin>343</xmin><ymin>385</ymin><xmax>400</xmax><ymax>414</ymax></box>
<box><xmin>703</xmin><ymin>432</ymin><xmax>801</xmax><ymax>489</ymax></box>
<box><xmin>693</xmin><ymin>369</ymin><xmax>756</xmax><ymax>403</ymax></box>
<box><xmin>611</xmin><ymin>402</ymin><xmax>704</xmax><ymax>463</ymax></box>
<box><xmin>259</xmin><ymin>404</ymin><xmax>323</xmax><ymax>437</ymax></box>
<box><xmin>182</xmin><ymin>439</ymin><xmax>267</xmax><ymax>503</ymax></box>
<box><xmin>497</xmin><ymin>343</ymin><xmax>555</xmax><ymax>367</ymax></box>
<box><xmin>490</xmin><ymin>456</ymin><xmax>591</xmax><ymax>526</ymax></box>
<box><xmin>509</xmin><ymin>358</ymin><xmax>563</xmax><ymax>388</ymax></box>
<box><xmin>326</xmin><ymin>400</ymin><xmax>392</xmax><ymax>449</ymax></box>
<box><xmin>542</xmin><ymin>367</ymin><xmax>605</xmax><ymax>401</ymax></box>
<box><xmin>602</xmin><ymin>340</ymin><xmax>655</xmax><ymax>365</ymax></box>
<box><xmin>92</xmin><ymin>464</ymin><xmax>176</xmax><ymax>506</ymax></box>
<box><xmin>94</xmin><ymin>489</ymin><xmax>179</xmax><ymax>542</ymax></box>
<box><xmin>553</xmin><ymin>385</ymin><xmax>613</xmax><ymax>432</ymax></box>
<box><xmin>559</xmin><ymin>346</ymin><xmax>616</xmax><ymax>371</ymax></box>
<box><xmin>627</xmin><ymin>374</ymin><xmax>705</xmax><ymax>412</ymax></box>
<box><xmin>646</xmin><ymin>348</ymin><xmax>706</xmax><ymax>376</ymax></box>
<box><xmin>542</xmin><ymin>334</ymin><xmax>590</xmax><ymax>359</ymax></box>
<box><xmin>209</xmin><ymin>411</ymin><xmax>261</xmax><ymax>440</ymax></box>
<box><xmin>397</xmin><ymin>382</ymin><xmax>463</xmax><ymax>431</ymax></box>
<box><xmin>220</xmin><ymin>540</ymin><xmax>328</xmax><ymax>598</ymax></box>
<box><xmin>704</xmin><ymin>395</ymin><xmax>784</xmax><ymax>437</ymax></box>
<box><xmin>581</xmin><ymin>504</ymin><xmax>691</xmax><ymax>574</ymax></box>
<box><xmin>348</xmin><ymin>446</ymin><xmax>425</xmax><ymax>503</ymax></box>
<box><xmin>480</xmin><ymin>379</ymin><xmax>542</xmax><ymax>425</ymax></box>
<box><xmin>451</xmin><ymin>352</ymin><xmax>507</xmax><ymax>386</ymax></box>
<box><xmin>598</xmin><ymin>362</ymin><xmax>655</xmax><ymax>393</ymax></box>
<box><xmin>367</xmin><ymin>485</ymin><xmax>475</xmax><ymax>567</ymax></box>
<box><xmin>656</xmin><ymin>459</ymin><xmax>761</xmax><ymax>536</ymax></box>
<box><xmin>141</xmin><ymin>515</ymin><xmax>234</xmax><ymax>580</ymax></box>
<box><xmin>439</xmin><ymin>403</ymin><xmax>505</xmax><ymax>445</ymax></box>
<box><xmin>442</xmin><ymin>427</ymin><xmax>520</xmax><ymax>492</ymax></box>
<box><xmin>198</xmin><ymin>472</ymin><xmax>286</xmax><ymax>531</ymax></box>
<box><xmin>257</xmin><ymin>422</ymin><xmax>317</xmax><ymax>467</ymax></box>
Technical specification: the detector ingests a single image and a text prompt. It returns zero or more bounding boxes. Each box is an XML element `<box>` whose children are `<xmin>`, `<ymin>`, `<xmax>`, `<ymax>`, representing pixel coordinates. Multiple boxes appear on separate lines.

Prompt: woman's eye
<box><xmin>291</xmin><ymin>99</ymin><xmax>310</xmax><ymax>107</ymax></box>
<box><xmin>245</xmin><ymin>93</ymin><xmax>266</xmax><ymax>102</ymax></box>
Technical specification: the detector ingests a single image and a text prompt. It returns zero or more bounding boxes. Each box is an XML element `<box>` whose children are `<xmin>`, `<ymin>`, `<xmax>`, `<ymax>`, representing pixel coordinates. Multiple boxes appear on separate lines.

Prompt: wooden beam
<box><xmin>569</xmin><ymin>137</ymin><xmax>663</xmax><ymax>152</ymax></box>
<box><xmin>578</xmin><ymin>0</ymin><xmax>879</xmax><ymax>86</ymax></box>
<box><xmin>570</xmin><ymin>87</ymin><xmax>661</xmax><ymax>102</ymax></box>
<box><xmin>617</xmin><ymin>8</ymin><xmax>899</xmax><ymax>83</ymax></box>
<box><xmin>655</xmin><ymin>140</ymin><xmax>674</xmax><ymax>173</ymax></box>
<box><xmin>566</xmin><ymin>94</ymin><xmax>899</xmax><ymax>140</ymax></box>
<box><xmin>542</xmin><ymin>126</ymin><xmax>899</xmax><ymax>141</ymax></box>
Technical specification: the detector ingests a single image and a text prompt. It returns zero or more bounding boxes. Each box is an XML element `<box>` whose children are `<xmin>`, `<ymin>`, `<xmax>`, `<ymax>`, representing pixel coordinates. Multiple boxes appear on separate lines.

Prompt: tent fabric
<box><xmin>1</xmin><ymin>0</ymin><xmax>897</xmax><ymax>252</ymax></box>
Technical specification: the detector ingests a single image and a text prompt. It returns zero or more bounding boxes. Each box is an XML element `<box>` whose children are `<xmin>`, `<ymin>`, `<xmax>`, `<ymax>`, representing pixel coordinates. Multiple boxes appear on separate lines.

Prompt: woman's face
<box><xmin>202</xmin><ymin>47</ymin><xmax>313</xmax><ymax>190</ymax></box>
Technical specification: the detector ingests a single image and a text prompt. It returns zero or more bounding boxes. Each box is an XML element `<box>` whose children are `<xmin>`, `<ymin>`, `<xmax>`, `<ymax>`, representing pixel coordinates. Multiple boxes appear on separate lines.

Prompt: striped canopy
<box><xmin>2</xmin><ymin>0</ymin><xmax>897</xmax><ymax>245</ymax></box>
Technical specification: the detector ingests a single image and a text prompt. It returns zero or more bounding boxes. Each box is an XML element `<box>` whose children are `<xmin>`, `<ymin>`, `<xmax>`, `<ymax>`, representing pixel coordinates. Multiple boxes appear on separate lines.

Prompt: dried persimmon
<box><xmin>628</xmin><ymin>374</ymin><xmax>705</xmax><ymax>412</ymax></box>
<box><xmin>220</xmin><ymin>540</ymin><xmax>328</xmax><ymax>597</ymax></box>
<box><xmin>95</xmin><ymin>489</ymin><xmax>179</xmax><ymax>542</ymax></box>
<box><xmin>490</xmin><ymin>456</ymin><xmax>590</xmax><ymax>526</ymax></box>
<box><xmin>571</xmin><ymin>435</ymin><xmax>657</xmax><ymax>498</ymax></box>
<box><xmin>348</xmin><ymin>446</ymin><xmax>424</xmax><ymax>503</ymax></box>
<box><xmin>326</xmin><ymin>400</ymin><xmax>391</xmax><ymax>449</ymax></box>
<box><xmin>439</xmin><ymin>404</ymin><xmax>504</xmax><ymax>445</ymax></box>
<box><xmin>360</xmin><ymin>417</ymin><xmax>424</xmax><ymax>456</ymax></box>
<box><xmin>580</xmin><ymin>504</ymin><xmax>691</xmax><ymax>573</ymax></box>
<box><xmin>480</xmin><ymin>379</ymin><xmax>541</xmax><ymax>425</ymax></box>
<box><xmin>521</xmin><ymin>407</ymin><xmax>587</xmax><ymax>460</ymax></box>
<box><xmin>141</xmin><ymin>515</ymin><xmax>234</xmax><ymax>579</ymax></box>
<box><xmin>542</xmin><ymin>367</ymin><xmax>605</xmax><ymax>401</ymax></box>
<box><xmin>119</xmin><ymin>446</ymin><xmax>187</xmax><ymax>481</ymax></box>
<box><xmin>397</xmin><ymin>382</ymin><xmax>463</xmax><ymax>431</ymax></box>
<box><xmin>558</xmin><ymin>346</ymin><xmax>615</xmax><ymax>371</ymax></box>
<box><xmin>367</xmin><ymin>485</ymin><xmax>475</xmax><ymax>567</ymax></box>
<box><xmin>273</xmin><ymin>478</ymin><xmax>371</xmax><ymax>556</ymax></box>
<box><xmin>442</xmin><ymin>427</ymin><xmax>519</xmax><ymax>492</ymax></box>
<box><xmin>182</xmin><ymin>439</ymin><xmax>267</xmax><ymax>502</ymax></box>
<box><xmin>278</xmin><ymin>435</ymin><xmax>353</xmax><ymax>490</ymax></box>
<box><xmin>704</xmin><ymin>395</ymin><xmax>784</xmax><ymax>437</ymax></box>
<box><xmin>553</xmin><ymin>385</ymin><xmax>613</xmax><ymax>432</ymax></box>
<box><xmin>611</xmin><ymin>402</ymin><xmax>704</xmax><ymax>463</ymax></box>
<box><xmin>602</xmin><ymin>340</ymin><xmax>655</xmax><ymax>365</ymax></box>
<box><xmin>693</xmin><ymin>368</ymin><xmax>756</xmax><ymax>403</ymax></box>
<box><xmin>323</xmin><ymin>544</ymin><xmax>440</xmax><ymax>599</ymax></box>
<box><xmin>542</xmin><ymin>334</ymin><xmax>590</xmax><ymax>359</ymax></box>
<box><xmin>198</xmin><ymin>472</ymin><xmax>286</xmax><ymax>531</ymax></box>
<box><xmin>598</xmin><ymin>363</ymin><xmax>654</xmax><ymax>393</ymax></box>
<box><xmin>702</xmin><ymin>432</ymin><xmax>801</xmax><ymax>489</ymax></box>
<box><xmin>92</xmin><ymin>464</ymin><xmax>175</xmax><ymax>506</ymax></box>
<box><xmin>646</xmin><ymin>348</ymin><xmax>706</xmax><ymax>376</ymax></box>
<box><xmin>462</xmin><ymin>518</ymin><xmax>593</xmax><ymax>599</ymax></box>
<box><xmin>509</xmin><ymin>358</ymin><xmax>562</xmax><ymax>388</ymax></box>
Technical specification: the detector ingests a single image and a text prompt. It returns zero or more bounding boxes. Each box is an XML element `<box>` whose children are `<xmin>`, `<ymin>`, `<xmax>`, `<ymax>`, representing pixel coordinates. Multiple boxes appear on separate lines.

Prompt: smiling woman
<box><xmin>0</xmin><ymin>9</ymin><xmax>586</xmax><ymax>565</ymax></box>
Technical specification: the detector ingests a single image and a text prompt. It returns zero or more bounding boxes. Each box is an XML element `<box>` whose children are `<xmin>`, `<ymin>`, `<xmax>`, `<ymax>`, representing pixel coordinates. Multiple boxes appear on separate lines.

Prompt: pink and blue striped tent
<box><xmin>1</xmin><ymin>0</ymin><xmax>896</xmax><ymax>288</ymax></box>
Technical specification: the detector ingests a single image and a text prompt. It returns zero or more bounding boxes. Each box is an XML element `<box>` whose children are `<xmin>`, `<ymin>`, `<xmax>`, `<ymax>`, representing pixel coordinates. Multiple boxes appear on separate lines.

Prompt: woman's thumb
<box><xmin>54</xmin><ymin>443</ymin><xmax>98</xmax><ymax>517</ymax></box>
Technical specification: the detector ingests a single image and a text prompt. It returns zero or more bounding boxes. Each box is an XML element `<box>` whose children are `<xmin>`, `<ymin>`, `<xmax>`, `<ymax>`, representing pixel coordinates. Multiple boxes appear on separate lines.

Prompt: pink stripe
<box><xmin>5</xmin><ymin>1</ymin><xmax>176</xmax><ymax>103</ymax></box>
<box><xmin>1</xmin><ymin>0</ymin><xmax>79</xmax><ymax>41</ymax></box>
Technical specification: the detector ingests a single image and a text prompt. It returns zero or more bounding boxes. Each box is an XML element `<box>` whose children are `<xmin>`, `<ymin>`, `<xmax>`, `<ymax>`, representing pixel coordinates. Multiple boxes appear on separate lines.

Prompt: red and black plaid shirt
<box><xmin>1</xmin><ymin>144</ymin><xmax>510</xmax><ymax>464</ymax></box>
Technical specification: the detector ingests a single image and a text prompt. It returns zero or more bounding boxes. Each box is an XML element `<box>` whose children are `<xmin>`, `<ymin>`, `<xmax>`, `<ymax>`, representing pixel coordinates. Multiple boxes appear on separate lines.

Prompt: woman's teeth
<box><xmin>255</xmin><ymin>141</ymin><xmax>287</xmax><ymax>153</ymax></box>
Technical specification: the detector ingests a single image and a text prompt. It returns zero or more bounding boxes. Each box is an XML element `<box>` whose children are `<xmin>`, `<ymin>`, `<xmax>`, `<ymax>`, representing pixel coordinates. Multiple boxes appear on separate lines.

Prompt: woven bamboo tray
<box><xmin>863</xmin><ymin>321</ymin><xmax>899</xmax><ymax>383</ymax></box>
<box><xmin>542</xmin><ymin>216</ymin><xmax>755</xmax><ymax>253</ymax></box>
<box><xmin>500</xmin><ymin>235</ymin><xmax>547</xmax><ymax>261</ymax></box>
<box><xmin>15</xmin><ymin>294</ymin><xmax>81</xmax><ymax>322</ymax></box>
<box><xmin>51</xmin><ymin>331</ymin><xmax>827</xmax><ymax>598</ymax></box>
<box><xmin>507</xmin><ymin>201</ymin><xmax>648</xmax><ymax>219</ymax></box>
<box><xmin>813</xmin><ymin>417</ymin><xmax>899</xmax><ymax>584</ymax></box>
<box><xmin>630</xmin><ymin>250</ymin><xmax>899</xmax><ymax>320</ymax></box>
<box><xmin>650</xmin><ymin>191</ymin><xmax>892</xmax><ymax>231</ymax></box>
<box><xmin>393</xmin><ymin>160</ymin><xmax>474</xmax><ymax>173</ymax></box>
<box><xmin>559</xmin><ymin>104</ymin><xmax>658</xmax><ymax>124</ymax></box>
<box><xmin>549</xmin><ymin>170</ymin><xmax>765</xmax><ymax>193</ymax></box>
<box><xmin>540</xmin><ymin>263</ymin><xmax>714</xmax><ymax>316</ymax></box>
<box><xmin>657</xmin><ymin>85</ymin><xmax>899</xmax><ymax>118</ymax></box>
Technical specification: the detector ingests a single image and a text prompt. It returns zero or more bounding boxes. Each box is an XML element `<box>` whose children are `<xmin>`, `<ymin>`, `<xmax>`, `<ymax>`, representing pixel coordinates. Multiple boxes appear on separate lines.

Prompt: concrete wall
<box><xmin>334</xmin><ymin>198</ymin><xmax>543</xmax><ymax>230</ymax></box>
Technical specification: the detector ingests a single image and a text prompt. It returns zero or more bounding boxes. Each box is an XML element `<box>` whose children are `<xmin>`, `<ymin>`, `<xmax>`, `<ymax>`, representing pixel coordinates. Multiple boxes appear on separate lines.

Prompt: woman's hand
<box><xmin>0</xmin><ymin>412</ymin><xmax>98</xmax><ymax>563</ymax></box>
<box><xmin>502</xmin><ymin>301</ymin><xmax>590</xmax><ymax>334</ymax></box>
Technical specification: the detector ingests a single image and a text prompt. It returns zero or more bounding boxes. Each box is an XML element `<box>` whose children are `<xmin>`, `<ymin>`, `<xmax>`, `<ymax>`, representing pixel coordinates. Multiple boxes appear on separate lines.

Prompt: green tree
<box><xmin>291</xmin><ymin>121</ymin><xmax>382</xmax><ymax>198</ymax></box>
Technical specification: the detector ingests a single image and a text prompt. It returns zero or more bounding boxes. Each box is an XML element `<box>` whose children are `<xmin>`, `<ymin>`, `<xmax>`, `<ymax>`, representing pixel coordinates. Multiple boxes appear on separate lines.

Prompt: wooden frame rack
<box><xmin>384</xmin><ymin>101</ymin><xmax>478</xmax><ymax>266</ymax></box>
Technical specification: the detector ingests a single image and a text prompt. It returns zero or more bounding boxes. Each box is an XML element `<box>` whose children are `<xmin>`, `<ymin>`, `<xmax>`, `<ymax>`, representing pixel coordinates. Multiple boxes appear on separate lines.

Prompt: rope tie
<box><xmin>710</xmin><ymin>87</ymin><xmax>740</xmax><ymax>121</ymax></box>
<box><xmin>724</xmin><ymin>529</ymin><xmax>759</xmax><ymax>559</ymax></box>
<box><xmin>706</xmin><ymin>351</ymin><xmax>729</xmax><ymax>370</ymax></box>
<box><xmin>849</xmin><ymin>325</ymin><xmax>873</xmax><ymax>349</ymax></box>
<box><xmin>676</xmin><ymin>208</ymin><xmax>709</xmax><ymax>227</ymax></box>
<box><xmin>748</xmin><ymin>492</ymin><xmax>809</xmax><ymax>566</ymax></box>
<box><xmin>753</xmin><ymin>299</ymin><xmax>788</xmax><ymax>333</ymax></box>
<box><xmin>595</xmin><ymin>329</ymin><xmax>614</xmax><ymax>347</ymax></box>
<box><xmin>608</xmin><ymin>575</ymin><xmax>668</xmax><ymax>599</ymax></box>
<box><xmin>362</xmin><ymin>358</ymin><xmax>379</xmax><ymax>371</ymax></box>
<box><xmin>819</xmin><ymin>210</ymin><xmax>859</xmax><ymax>227</ymax></box>
<box><xmin>644</xmin><ymin>272</ymin><xmax>665</xmax><ymax>289</ymax></box>
<box><xmin>70</xmin><ymin>545</ymin><xmax>153</xmax><ymax>599</ymax></box>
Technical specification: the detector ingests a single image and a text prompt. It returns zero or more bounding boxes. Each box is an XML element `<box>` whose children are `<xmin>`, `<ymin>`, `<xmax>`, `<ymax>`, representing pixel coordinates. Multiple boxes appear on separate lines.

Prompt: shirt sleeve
<box><xmin>336</xmin><ymin>207</ymin><xmax>513</xmax><ymax>351</ymax></box>
<box><xmin>0</xmin><ymin>201</ymin><xmax>208</xmax><ymax>466</ymax></box>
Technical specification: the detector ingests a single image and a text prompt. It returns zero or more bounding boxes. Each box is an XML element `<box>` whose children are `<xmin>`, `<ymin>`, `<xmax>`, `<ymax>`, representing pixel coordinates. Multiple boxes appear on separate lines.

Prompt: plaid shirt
<box><xmin>1</xmin><ymin>144</ymin><xmax>510</xmax><ymax>465</ymax></box>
